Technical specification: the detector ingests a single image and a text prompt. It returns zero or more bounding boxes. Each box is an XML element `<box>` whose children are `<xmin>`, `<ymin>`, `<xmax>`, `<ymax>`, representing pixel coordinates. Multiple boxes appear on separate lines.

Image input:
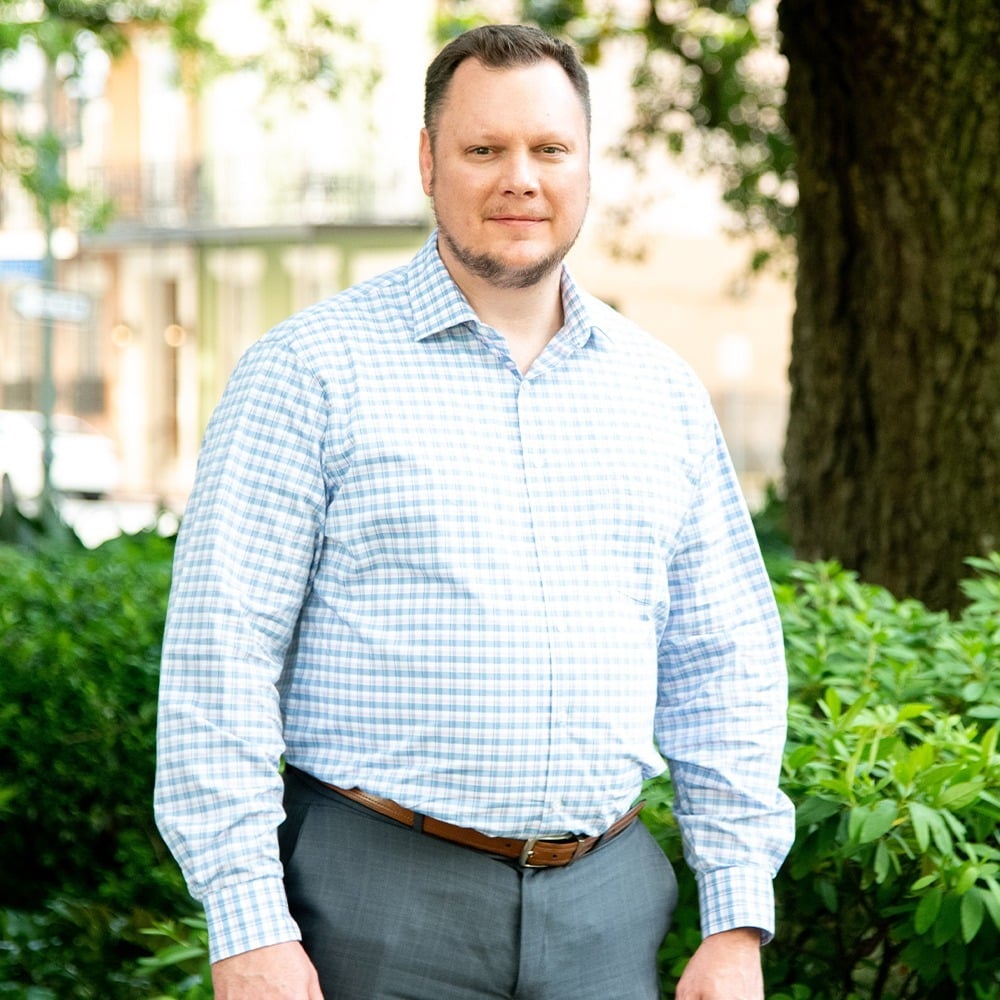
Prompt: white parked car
<box><xmin>0</xmin><ymin>409</ymin><xmax>121</xmax><ymax>503</ymax></box>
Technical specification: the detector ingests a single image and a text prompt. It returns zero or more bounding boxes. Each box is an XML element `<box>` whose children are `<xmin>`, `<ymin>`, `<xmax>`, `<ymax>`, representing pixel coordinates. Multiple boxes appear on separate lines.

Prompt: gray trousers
<box><xmin>279</xmin><ymin>766</ymin><xmax>677</xmax><ymax>1000</ymax></box>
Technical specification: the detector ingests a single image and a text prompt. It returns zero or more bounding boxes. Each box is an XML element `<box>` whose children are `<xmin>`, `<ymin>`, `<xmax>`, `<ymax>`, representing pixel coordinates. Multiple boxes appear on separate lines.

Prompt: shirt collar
<box><xmin>407</xmin><ymin>230</ymin><xmax>617</xmax><ymax>349</ymax></box>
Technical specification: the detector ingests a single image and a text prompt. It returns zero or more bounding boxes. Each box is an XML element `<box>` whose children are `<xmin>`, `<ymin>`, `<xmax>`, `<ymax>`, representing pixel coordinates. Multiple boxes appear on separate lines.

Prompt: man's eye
<box><xmin>470</xmin><ymin>147</ymin><xmax>493</xmax><ymax>156</ymax></box>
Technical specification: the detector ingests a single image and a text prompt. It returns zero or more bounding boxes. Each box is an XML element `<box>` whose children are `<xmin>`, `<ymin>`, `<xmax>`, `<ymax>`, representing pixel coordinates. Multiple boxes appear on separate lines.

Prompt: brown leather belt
<box><xmin>323</xmin><ymin>783</ymin><xmax>645</xmax><ymax>868</ymax></box>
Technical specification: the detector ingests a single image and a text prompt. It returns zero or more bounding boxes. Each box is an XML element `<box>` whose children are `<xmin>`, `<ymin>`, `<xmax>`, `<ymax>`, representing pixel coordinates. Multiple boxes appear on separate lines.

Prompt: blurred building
<box><xmin>2</xmin><ymin>0</ymin><xmax>436</xmax><ymax>506</ymax></box>
<box><xmin>0</xmin><ymin>1</ymin><xmax>791</xmax><ymax>512</ymax></box>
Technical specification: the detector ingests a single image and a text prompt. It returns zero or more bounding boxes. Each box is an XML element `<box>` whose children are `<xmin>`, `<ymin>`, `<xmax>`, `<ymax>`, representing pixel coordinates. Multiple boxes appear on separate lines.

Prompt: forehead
<box><xmin>436</xmin><ymin>57</ymin><xmax>588</xmax><ymax>138</ymax></box>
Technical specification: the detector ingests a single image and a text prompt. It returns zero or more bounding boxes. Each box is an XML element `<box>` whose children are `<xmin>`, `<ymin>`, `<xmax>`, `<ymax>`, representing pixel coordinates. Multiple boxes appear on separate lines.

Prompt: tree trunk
<box><xmin>779</xmin><ymin>0</ymin><xmax>1000</xmax><ymax>611</ymax></box>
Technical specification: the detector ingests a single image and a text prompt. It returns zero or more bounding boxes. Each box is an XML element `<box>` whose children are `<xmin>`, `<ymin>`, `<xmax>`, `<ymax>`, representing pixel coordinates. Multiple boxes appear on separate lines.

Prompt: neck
<box><xmin>448</xmin><ymin>264</ymin><xmax>566</xmax><ymax>374</ymax></box>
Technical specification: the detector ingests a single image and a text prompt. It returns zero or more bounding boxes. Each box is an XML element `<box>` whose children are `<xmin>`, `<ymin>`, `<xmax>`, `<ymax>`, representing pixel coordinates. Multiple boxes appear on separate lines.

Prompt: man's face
<box><xmin>419</xmin><ymin>56</ymin><xmax>590</xmax><ymax>291</ymax></box>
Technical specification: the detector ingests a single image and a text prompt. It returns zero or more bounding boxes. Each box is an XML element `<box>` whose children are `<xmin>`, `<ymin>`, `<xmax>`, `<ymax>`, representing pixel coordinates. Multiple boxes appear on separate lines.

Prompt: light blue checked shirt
<box><xmin>155</xmin><ymin>232</ymin><xmax>793</xmax><ymax>963</ymax></box>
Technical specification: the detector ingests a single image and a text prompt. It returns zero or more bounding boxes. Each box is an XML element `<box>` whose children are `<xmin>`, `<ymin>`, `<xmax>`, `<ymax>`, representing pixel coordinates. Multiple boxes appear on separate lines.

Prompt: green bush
<box><xmin>0</xmin><ymin>530</ymin><xmax>203</xmax><ymax>998</ymax></box>
<box><xmin>647</xmin><ymin>555</ymin><xmax>1000</xmax><ymax>999</ymax></box>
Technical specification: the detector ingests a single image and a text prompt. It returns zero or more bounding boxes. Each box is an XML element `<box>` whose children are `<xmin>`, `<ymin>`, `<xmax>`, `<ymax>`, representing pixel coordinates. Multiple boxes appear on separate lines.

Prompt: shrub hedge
<box><xmin>0</xmin><ymin>530</ymin><xmax>200</xmax><ymax>998</ymax></box>
<box><xmin>1</xmin><ymin>528</ymin><xmax>998</xmax><ymax>998</ymax></box>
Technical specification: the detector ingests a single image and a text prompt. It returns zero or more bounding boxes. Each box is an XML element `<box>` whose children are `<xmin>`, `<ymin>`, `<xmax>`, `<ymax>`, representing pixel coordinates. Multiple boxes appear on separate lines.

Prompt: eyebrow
<box><xmin>464</xmin><ymin>130</ymin><xmax>581</xmax><ymax>147</ymax></box>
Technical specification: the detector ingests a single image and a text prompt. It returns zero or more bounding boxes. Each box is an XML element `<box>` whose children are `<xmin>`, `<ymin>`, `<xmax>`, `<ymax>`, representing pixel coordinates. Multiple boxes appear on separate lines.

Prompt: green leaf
<box><xmin>932</xmin><ymin>894</ymin><xmax>962</xmax><ymax>947</ymax></box>
<box><xmin>908</xmin><ymin>801</ymin><xmax>953</xmax><ymax>854</ymax></box>
<box><xmin>897</xmin><ymin>702</ymin><xmax>932</xmax><ymax>721</ymax></box>
<box><xmin>980</xmin><ymin>881</ymin><xmax>1000</xmax><ymax>932</ymax></box>
<box><xmin>823</xmin><ymin>686</ymin><xmax>842</xmax><ymax>722</ymax></box>
<box><xmin>859</xmin><ymin>799</ymin><xmax>898</xmax><ymax>843</ymax></box>
<box><xmin>838</xmin><ymin>692</ymin><xmax>872</xmax><ymax>731</ymax></box>
<box><xmin>961</xmin><ymin>889</ymin><xmax>985</xmax><ymax>943</ymax></box>
<box><xmin>915</xmin><ymin>886</ymin><xmax>942</xmax><ymax>934</ymax></box>
<box><xmin>874</xmin><ymin>840</ymin><xmax>891</xmax><ymax>883</ymax></box>
<box><xmin>962</xmin><ymin>681</ymin><xmax>987</xmax><ymax>701</ymax></box>
<box><xmin>980</xmin><ymin>723</ymin><xmax>999</xmax><ymax>762</ymax></box>
<box><xmin>136</xmin><ymin>943</ymin><xmax>207</xmax><ymax>968</ymax></box>
<box><xmin>955</xmin><ymin>863</ymin><xmax>981</xmax><ymax>896</ymax></box>
<box><xmin>848</xmin><ymin>805</ymin><xmax>866</xmax><ymax>844</ymax></box>
<box><xmin>937</xmin><ymin>780</ymin><xmax>984</xmax><ymax>811</ymax></box>
<box><xmin>969</xmin><ymin>704</ymin><xmax>1000</xmax><ymax>720</ymax></box>
<box><xmin>816</xmin><ymin>878</ymin><xmax>838</xmax><ymax>913</ymax></box>
<box><xmin>786</xmin><ymin>744</ymin><xmax>818</xmax><ymax>769</ymax></box>
<box><xmin>909</xmin><ymin>801</ymin><xmax>931</xmax><ymax>852</ymax></box>
<box><xmin>895</xmin><ymin>742</ymin><xmax>935</xmax><ymax>787</ymax></box>
<box><xmin>795</xmin><ymin>796</ymin><xmax>841</xmax><ymax>828</ymax></box>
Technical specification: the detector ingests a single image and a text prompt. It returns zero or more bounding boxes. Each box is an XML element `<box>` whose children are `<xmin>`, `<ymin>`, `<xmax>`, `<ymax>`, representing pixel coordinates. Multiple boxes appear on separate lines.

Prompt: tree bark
<box><xmin>779</xmin><ymin>0</ymin><xmax>1000</xmax><ymax>610</ymax></box>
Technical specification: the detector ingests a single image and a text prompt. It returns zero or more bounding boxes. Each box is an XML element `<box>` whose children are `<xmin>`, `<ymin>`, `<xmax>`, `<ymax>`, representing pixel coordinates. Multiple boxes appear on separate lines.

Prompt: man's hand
<box><xmin>675</xmin><ymin>927</ymin><xmax>764</xmax><ymax>1000</ymax></box>
<box><xmin>211</xmin><ymin>941</ymin><xmax>324</xmax><ymax>999</ymax></box>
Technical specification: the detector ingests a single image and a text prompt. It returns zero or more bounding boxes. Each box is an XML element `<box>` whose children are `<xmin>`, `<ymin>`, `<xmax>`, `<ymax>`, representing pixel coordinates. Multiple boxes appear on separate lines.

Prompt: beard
<box><xmin>434</xmin><ymin>208</ymin><xmax>583</xmax><ymax>291</ymax></box>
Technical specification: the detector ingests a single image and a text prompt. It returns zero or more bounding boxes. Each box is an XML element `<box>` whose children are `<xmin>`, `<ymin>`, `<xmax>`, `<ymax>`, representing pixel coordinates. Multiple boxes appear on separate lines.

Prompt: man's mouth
<box><xmin>488</xmin><ymin>215</ymin><xmax>546</xmax><ymax>225</ymax></box>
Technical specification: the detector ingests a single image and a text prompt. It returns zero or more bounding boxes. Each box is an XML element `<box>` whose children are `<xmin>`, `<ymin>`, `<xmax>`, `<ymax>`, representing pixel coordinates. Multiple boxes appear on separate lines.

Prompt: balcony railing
<box><xmin>85</xmin><ymin>159</ymin><xmax>426</xmax><ymax>232</ymax></box>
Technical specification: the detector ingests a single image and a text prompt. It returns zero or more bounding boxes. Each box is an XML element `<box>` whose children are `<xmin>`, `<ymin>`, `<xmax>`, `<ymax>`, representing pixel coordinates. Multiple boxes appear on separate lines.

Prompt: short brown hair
<box><xmin>424</xmin><ymin>24</ymin><xmax>591</xmax><ymax>143</ymax></box>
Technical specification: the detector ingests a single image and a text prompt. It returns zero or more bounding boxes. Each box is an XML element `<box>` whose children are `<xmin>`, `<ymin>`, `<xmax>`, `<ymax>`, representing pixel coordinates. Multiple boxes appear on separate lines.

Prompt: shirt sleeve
<box><xmin>154</xmin><ymin>334</ymin><xmax>330</xmax><ymax>962</ymax></box>
<box><xmin>654</xmin><ymin>412</ymin><xmax>794</xmax><ymax>943</ymax></box>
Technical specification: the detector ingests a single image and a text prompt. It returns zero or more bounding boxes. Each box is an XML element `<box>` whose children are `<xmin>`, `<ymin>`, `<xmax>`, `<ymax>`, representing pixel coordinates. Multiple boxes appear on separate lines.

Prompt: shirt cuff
<box><xmin>202</xmin><ymin>875</ymin><xmax>302</xmax><ymax>963</ymax></box>
<box><xmin>696</xmin><ymin>866</ymin><xmax>776</xmax><ymax>944</ymax></box>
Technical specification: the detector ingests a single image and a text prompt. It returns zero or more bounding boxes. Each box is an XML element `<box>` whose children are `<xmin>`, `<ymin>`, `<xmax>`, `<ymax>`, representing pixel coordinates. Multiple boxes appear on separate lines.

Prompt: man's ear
<box><xmin>419</xmin><ymin>128</ymin><xmax>433</xmax><ymax>196</ymax></box>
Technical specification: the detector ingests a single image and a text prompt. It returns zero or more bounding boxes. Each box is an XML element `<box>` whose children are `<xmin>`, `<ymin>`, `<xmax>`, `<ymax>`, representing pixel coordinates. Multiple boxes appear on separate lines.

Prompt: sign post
<box><xmin>10</xmin><ymin>282</ymin><xmax>94</xmax><ymax>514</ymax></box>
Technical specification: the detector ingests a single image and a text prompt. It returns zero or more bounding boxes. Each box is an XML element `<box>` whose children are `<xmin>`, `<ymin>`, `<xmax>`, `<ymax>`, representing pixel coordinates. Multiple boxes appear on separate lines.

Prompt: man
<box><xmin>155</xmin><ymin>23</ymin><xmax>793</xmax><ymax>1000</ymax></box>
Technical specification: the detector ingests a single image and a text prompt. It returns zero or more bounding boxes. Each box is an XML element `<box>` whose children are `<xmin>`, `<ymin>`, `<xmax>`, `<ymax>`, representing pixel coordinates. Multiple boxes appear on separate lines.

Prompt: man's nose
<box><xmin>500</xmin><ymin>150</ymin><xmax>538</xmax><ymax>196</ymax></box>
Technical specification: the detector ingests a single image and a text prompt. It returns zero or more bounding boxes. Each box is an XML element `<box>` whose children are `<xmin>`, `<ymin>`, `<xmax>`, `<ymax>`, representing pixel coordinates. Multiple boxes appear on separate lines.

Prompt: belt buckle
<box><xmin>518</xmin><ymin>836</ymin><xmax>545</xmax><ymax>868</ymax></box>
<box><xmin>517</xmin><ymin>834</ymin><xmax>577</xmax><ymax>868</ymax></box>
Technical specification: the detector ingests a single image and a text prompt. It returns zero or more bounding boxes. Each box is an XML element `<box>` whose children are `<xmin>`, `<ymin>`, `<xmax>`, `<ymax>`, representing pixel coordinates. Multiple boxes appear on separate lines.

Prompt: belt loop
<box><xmin>413</xmin><ymin>813</ymin><xmax>425</xmax><ymax>834</ymax></box>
